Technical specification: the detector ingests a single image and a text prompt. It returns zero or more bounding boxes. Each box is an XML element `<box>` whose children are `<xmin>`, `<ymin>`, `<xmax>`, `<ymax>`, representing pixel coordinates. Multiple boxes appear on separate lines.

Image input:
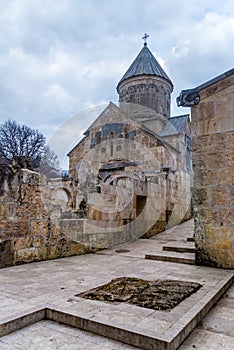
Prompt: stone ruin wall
<box><xmin>0</xmin><ymin>169</ymin><xmax>90</xmax><ymax>268</ymax></box>
<box><xmin>0</xmin><ymin>165</ymin><xmax>191</xmax><ymax>268</ymax></box>
<box><xmin>191</xmin><ymin>73</ymin><xmax>234</xmax><ymax>268</ymax></box>
<box><xmin>0</xmin><ymin>134</ymin><xmax>191</xmax><ymax>268</ymax></box>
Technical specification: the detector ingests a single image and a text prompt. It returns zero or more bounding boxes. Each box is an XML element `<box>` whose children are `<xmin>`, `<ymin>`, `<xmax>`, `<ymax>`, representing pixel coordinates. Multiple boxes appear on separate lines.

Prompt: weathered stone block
<box><xmin>0</xmin><ymin>240</ymin><xmax>14</xmax><ymax>268</ymax></box>
<box><xmin>33</xmin><ymin>236</ymin><xmax>46</xmax><ymax>247</ymax></box>
<box><xmin>210</xmin><ymin>187</ymin><xmax>229</xmax><ymax>207</ymax></box>
<box><xmin>200</xmin><ymin>208</ymin><xmax>219</xmax><ymax>226</ymax></box>
<box><xmin>193</xmin><ymin>188</ymin><xmax>209</xmax><ymax>207</ymax></box>
<box><xmin>16</xmin><ymin>247</ymin><xmax>38</xmax><ymax>263</ymax></box>
<box><xmin>230</xmin><ymin>187</ymin><xmax>234</xmax><ymax>206</ymax></box>
<box><xmin>89</xmin><ymin>208</ymin><xmax>102</xmax><ymax>221</ymax></box>
<box><xmin>218</xmin><ymin>167</ymin><xmax>234</xmax><ymax>185</ymax></box>
<box><xmin>193</xmin><ymin>168</ymin><xmax>217</xmax><ymax>187</ymax></box>
<box><xmin>30</xmin><ymin>220</ymin><xmax>49</xmax><ymax>238</ymax></box>
<box><xmin>46</xmin><ymin>245</ymin><xmax>62</xmax><ymax>260</ymax></box>
<box><xmin>37</xmin><ymin>246</ymin><xmax>47</xmax><ymax>260</ymax></box>
<box><xmin>70</xmin><ymin>243</ymin><xmax>84</xmax><ymax>255</ymax></box>
<box><xmin>219</xmin><ymin>208</ymin><xmax>234</xmax><ymax>227</ymax></box>
<box><xmin>192</xmin><ymin>101</ymin><xmax>215</xmax><ymax>122</ymax></box>
<box><xmin>13</xmin><ymin>236</ymin><xmax>33</xmax><ymax>250</ymax></box>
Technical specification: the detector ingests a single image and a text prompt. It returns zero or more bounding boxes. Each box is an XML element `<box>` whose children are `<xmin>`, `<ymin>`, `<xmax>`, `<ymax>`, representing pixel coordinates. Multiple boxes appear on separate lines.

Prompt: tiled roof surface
<box><xmin>117</xmin><ymin>45</ymin><xmax>173</xmax><ymax>88</ymax></box>
<box><xmin>160</xmin><ymin>115</ymin><xmax>189</xmax><ymax>137</ymax></box>
<box><xmin>168</xmin><ymin>115</ymin><xmax>189</xmax><ymax>133</ymax></box>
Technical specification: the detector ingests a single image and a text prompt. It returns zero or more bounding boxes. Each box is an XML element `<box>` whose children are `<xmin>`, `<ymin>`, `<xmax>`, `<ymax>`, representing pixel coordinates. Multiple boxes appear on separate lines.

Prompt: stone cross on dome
<box><xmin>142</xmin><ymin>33</ymin><xmax>149</xmax><ymax>46</ymax></box>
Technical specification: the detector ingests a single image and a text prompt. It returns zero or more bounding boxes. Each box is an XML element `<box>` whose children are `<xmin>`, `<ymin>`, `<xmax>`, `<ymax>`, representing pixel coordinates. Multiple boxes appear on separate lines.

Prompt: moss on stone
<box><xmin>77</xmin><ymin>277</ymin><xmax>202</xmax><ymax>311</ymax></box>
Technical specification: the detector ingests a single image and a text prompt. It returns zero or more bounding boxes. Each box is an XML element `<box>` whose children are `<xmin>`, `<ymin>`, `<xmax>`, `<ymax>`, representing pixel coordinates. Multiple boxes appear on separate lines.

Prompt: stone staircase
<box><xmin>145</xmin><ymin>222</ymin><xmax>196</xmax><ymax>265</ymax></box>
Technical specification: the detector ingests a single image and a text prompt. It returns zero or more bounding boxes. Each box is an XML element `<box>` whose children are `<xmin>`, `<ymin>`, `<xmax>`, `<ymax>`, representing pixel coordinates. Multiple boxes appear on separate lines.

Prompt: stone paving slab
<box><xmin>0</xmin><ymin>220</ymin><xmax>233</xmax><ymax>349</ymax></box>
<box><xmin>179</xmin><ymin>286</ymin><xmax>234</xmax><ymax>350</ymax></box>
<box><xmin>179</xmin><ymin>329</ymin><xmax>234</xmax><ymax>350</ymax></box>
<box><xmin>0</xmin><ymin>320</ymin><xmax>140</xmax><ymax>350</ymax></box>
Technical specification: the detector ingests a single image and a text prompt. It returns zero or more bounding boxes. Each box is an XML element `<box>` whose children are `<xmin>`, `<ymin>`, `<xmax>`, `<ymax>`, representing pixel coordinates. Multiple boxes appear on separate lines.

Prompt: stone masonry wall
<box><xmin>191</xmin><ymin>73</ymin><xmax>234</xmax><ymax>268</ymax></box>
<box><xmin>0</xmin><ymin>169</ymin><xmax>89</xmax><ymax>268</ymax></box>
<box><xmin>0</xmin><ymin>162</ymin><xmax>191</xmax><ymax>268</ymax></box>
<box><xmin>118</xmin><ymin>76</ymin><xmax>172</xmax><ymax>119</ymax></box>
<box><xmin>69</xmin><ymin>104</ymin><xmax>191</xmax><ymax>240</ymax></box>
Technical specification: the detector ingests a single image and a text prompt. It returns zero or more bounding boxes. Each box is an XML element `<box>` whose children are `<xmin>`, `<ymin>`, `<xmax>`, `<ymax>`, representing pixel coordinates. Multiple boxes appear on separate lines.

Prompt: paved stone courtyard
<box><xmin>0</xmin><ymin>220</ymin><xmax>233</xmax><ymax>349</ymax></box>
<box><xmin>0</xmin><ymin>320</ymin><xmax>138</xmax><ymax>350</ymax></box>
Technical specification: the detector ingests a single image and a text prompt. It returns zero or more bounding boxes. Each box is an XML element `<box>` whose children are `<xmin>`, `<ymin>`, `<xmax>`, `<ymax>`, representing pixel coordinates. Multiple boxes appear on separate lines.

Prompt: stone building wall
<box><xmin>117</xmin><ymin>76</ymin><xmax>172</xmax><ymax>119</ymax></box>
<box><xmin>191</xmin><ymin>71</ymin><xmax>234</xmax><ymax>268</ymax></box>
<box><xmin>68</xmin><ymin>103</ymin><xmax>191</xmax><ymax>240</ymax></box>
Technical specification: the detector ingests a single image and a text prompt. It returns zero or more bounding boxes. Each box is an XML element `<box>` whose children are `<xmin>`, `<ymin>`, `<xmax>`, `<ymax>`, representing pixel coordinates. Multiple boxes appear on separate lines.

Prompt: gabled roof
<box><xmin>117</xmin><ymin>44</ymin><xmax>173</xmax><ymax>91</ymax></box>
<box><xmin>159</xmin><ymin>115</ymin><xmax>190</xmax><ymax>137</ymax></box>
<box><xmin>67</xmin><ymin>102</ymin><xmax>179</xmax><ymax>156</ymax></box>
<box><xmin>84</xmin><ymin>102</ymin><xmax>141</xmax><ymax>134</ymax></box>
<box><xmin>67</xmin><ymin>102</ymin><xmax>141</xmax><ymax>156</ymax></box>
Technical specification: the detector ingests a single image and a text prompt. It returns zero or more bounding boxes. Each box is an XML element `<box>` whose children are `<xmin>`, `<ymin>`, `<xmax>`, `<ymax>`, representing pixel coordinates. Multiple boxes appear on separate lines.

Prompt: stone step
<box><xmin>163</xmin><ymin>245</ymin><xmax>195</xmax><ymax>253</ymax></box>
<box><xmin>145</xmin><ymin>253</ymin><xmax>195</xmax><ymax>265</ymax></box>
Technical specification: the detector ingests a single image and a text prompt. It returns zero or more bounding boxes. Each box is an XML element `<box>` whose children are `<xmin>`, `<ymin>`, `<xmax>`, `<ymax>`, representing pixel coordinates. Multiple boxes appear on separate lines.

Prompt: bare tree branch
<box><xmin>0</xmin><ymin>120</ymin><xmax>46</xmax><ymax>170</ymax></box>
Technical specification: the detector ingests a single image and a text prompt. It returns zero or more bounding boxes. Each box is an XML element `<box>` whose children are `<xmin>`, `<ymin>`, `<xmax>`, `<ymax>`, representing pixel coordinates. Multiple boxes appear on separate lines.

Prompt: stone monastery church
<box><xmin>0</xmin><ymin>36</ymin><xmax>233</xmax><ymax>269</ymax></box>
<box><xmin>0</xmin><ymin>38</ymin><xmax>192</xmax><ymax>267</ymax></box>
<box><xmin>67</xmin><ymin>39</ymin><xmax>192</xmax><ymax>241</ymax></box>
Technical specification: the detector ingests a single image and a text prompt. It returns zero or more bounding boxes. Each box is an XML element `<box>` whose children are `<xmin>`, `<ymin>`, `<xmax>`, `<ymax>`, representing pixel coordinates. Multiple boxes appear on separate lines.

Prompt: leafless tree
<box><xmin>37</xmin><ymin>146</ymin><xmax>61</xmax><ymax>178</ymax></box>
<box><xmin>0</xmin><ymin>120</ymin><xmax>46</xmax><ymax>170</ymax></box>
<box><xmin>0</xmin><ymin>120</ymin><xmax>62</xmax><ymax>178</ymax></box>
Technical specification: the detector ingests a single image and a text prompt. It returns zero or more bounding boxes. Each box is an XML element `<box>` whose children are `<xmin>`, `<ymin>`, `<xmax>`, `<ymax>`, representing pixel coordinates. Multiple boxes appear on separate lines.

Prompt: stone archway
<box><xmin>54</xmin><ymin>187</ymin><xmax>72</xmax><ymax>211</ymax></box>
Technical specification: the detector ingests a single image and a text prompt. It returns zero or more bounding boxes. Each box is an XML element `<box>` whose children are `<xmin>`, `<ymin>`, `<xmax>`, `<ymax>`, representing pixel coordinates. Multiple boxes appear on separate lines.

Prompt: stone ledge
<box><xmin>163</xmin><ymin>245</ymin><xmax>195</xmax><ymax>254</ymax></box>
<box><xmin>46</xmin><ymin>307</ymin><xmax>170</xmax><ymax>350</ymax></box>
<box><xmin>0</xmin><ymin>274</ymin><xmax>232</xmax><ymax>350</ymax></box>
<box><xmin>145</xmin><ymin>254</ymin><xmax>195</xmax><ymax>265</ymax></box>
<box><xmin>45</xmin><ymin>273</ymin><xmax>234</xmax><ymax>350</ymax></box>
<box><xmin>0</xmin><ymin>307</ymin><xmax>45</xmax><ymax>337</ymax></box>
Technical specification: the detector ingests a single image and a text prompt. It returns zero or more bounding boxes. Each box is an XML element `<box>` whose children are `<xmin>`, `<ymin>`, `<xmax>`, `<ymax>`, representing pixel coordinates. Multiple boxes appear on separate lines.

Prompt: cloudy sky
<box><xmin>0</xmin><ymin>0</ymin><xmax>233</xmax><ymax>167</ymax></box>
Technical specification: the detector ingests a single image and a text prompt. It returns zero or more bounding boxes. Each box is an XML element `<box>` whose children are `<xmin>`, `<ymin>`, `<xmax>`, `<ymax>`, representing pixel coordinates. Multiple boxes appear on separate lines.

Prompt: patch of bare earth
<box><xmin>77</xmin><ymin>277</ymin><xmax>202</xmax><ymax>311</ymax></box>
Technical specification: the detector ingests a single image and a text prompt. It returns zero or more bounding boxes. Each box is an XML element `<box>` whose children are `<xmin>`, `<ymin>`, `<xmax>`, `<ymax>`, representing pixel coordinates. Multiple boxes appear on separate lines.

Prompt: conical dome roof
<box><xmin>117</xmin><ymin>44</ymin><xmax>173</xmax><ymax>91</ymax></box>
